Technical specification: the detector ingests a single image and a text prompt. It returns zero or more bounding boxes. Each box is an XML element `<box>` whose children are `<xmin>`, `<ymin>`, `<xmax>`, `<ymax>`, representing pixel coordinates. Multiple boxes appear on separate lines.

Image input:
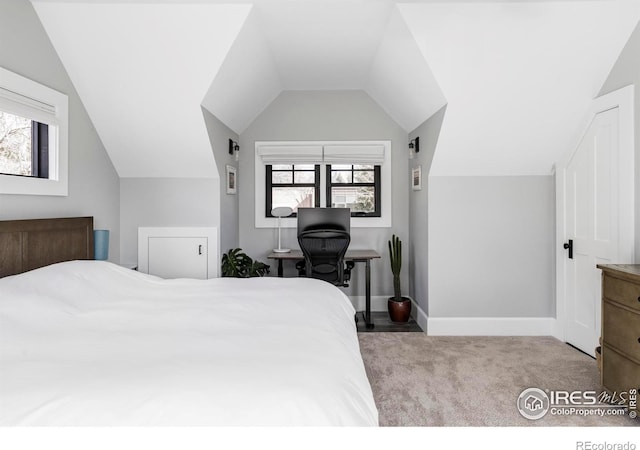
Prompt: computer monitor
<box><xmin>297</xmin><ymin>207</ymin><xmax>350</xmax><ymax>235</ymax></box>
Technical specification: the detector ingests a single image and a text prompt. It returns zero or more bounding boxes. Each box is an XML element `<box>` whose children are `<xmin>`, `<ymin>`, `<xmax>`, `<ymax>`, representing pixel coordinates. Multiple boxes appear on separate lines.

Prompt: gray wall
<box><xmin>203</xmin><ymin>107</ymin><xmax>239</xmax><ymax>253</ymax></box>
<box><xmin>0</xmin><ymin>0</ymin><xmax>120</xmax><ymax>262</ymax></box>
<box><xmin>598</xmin><ymin>21</ymin><xmax>640</xmax><ymax>262</ymax></box>
<box><xmin>238</xmin><ymin>90</ymin><xmax>409</xmax><ymax>300</ymax></box>
<box><xmin>428</xmin><ymin>176</ymin><xmax>555</xmax><ymax>318</ymax></box>
<box><xmin>119</xmin><ymin>178</ymin><xmax>219</xmax><ymax>266</ymax></box>
<box><xmin>119</xmin><ymin>110</ymin><xmax>235</xmax><ymax>267</ymax></box>
<box><xmin>408</xmin><ymin>106</ymin><xmax>447</xmax><ymax>315</ymax></box>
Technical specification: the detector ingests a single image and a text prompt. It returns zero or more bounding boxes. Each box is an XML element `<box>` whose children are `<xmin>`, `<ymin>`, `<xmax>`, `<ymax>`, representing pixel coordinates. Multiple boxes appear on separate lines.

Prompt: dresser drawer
<box><xmin>603</xmin><ymin>275</ymin><xmax>640</xmax><ymax>312</ymax></box>
<box><xmin>602</xmin><ymin>345</ymin><xmax>640</xmax><ymax>394</ymax></box>
<box><xmin>603</xmin><ymin>301</ymin><xmax>640</xmax><ymax>362</ymax></box>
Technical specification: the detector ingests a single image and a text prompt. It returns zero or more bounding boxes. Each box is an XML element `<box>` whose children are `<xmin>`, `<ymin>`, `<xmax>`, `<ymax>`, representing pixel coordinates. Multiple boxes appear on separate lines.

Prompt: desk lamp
<box><xmin>271</xmin><ymin>206</ymin><xmax>293</xmax><ymax>253</ymax></box>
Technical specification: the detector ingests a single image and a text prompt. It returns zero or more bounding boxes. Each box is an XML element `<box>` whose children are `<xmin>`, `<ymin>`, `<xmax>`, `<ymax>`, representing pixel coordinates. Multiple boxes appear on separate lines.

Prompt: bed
<box><xmin>0</xmin><ymin>217</ymin><xmax>378</xmax><ymax>426</ymax></box>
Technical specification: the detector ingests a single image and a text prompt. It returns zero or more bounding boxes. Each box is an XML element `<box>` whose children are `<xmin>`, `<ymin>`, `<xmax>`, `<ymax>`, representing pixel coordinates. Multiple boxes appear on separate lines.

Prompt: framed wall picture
<box><xmin>226</xmin><ymin>165</ymin><xmax>237</xmax><ymax>194</ymax></box>
<box><xmin>412</xmin><ymin>165</ymin><xmax>422</xmax><ymax>191</ymax></box>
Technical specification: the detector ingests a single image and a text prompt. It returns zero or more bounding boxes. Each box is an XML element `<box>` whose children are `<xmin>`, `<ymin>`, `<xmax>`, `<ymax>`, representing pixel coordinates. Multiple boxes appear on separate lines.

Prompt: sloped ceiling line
<box><xmin>32</xmin><ymin>1</ymin><xmax>252</xmax><ymax>178</ymax></box>
<box><xmin>32</xmin><ymin>0</ymin><xmax>640</xmax><ymax>178</ymax></box>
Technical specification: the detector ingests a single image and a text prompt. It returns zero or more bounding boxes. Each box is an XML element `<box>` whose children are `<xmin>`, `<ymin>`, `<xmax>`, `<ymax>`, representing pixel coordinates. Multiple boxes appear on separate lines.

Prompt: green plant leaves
<box><xmin>221</xmin><ymin>248</ymin><xmax>270</xmax><ymax>278</ymax></box>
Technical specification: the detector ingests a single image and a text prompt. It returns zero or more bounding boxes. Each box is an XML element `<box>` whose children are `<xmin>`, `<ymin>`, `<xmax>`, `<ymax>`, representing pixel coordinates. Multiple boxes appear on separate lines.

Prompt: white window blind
<box><xmin>256</xmin><ymin>143</ymin><xmax>385</xmax><ymax>165</ymax></box>
<box><xmin>0</xmin><ymin>86</ymin><xmax>58</xmax><ymax>126</ymax></box>
<box><xmin>257</xmin><ymin>145</ymin><xmax>323</xmax><ymax>164</ymax></box>
<box><xmin>323</xmin><ymin>145</ymin><xmax>385</xmax><ymax>164</ymax></box>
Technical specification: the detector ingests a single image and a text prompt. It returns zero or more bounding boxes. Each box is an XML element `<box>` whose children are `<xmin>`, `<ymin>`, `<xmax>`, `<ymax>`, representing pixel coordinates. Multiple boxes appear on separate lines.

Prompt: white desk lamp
<box><xmin>271</xmin><ymin>206</ymin><xmax>293</xmax><ymax>253</ymax></box>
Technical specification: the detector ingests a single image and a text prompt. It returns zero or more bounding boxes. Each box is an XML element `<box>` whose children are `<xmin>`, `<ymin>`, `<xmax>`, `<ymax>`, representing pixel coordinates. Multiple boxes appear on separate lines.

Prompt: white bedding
<box><xmin>0</xmin><ymin>261</ymin><xmax>377</xmax><ymax>426</ymax></box>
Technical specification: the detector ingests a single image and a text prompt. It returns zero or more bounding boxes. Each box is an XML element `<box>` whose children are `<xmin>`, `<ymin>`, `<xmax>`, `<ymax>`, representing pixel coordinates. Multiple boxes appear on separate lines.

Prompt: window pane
<box><xmin>294</xmin><ymin>171</ymin><xmax>315</xmax><ymax>183</ymax></box>
<box><xmin>272</xmin><ymin>171</ymin><xmax>293</xmax><ymax>184</ymax></box>
<box><xmin>331</xmin><ymin>164</ymin><xmax>352</xmax><ymax>170</ymax></box>
<box><xmin>353</xmin><ymin>170</ymin><xmax>374</xmax><ymax>183</ymax></box>
<box><xmin>331</xmin><ymin>186</ymin><xmax>375</xmax><ymax>213</ymax></box>
<box><xmin>0</xmin><ymin>111</ymin><xmax>32</xmax><ymax>176</ymax></box>
<box><xmin>354</xmin><ymin>164</ymin><xmax>374</xmax><ymax>170</ymax></box>
<box><xmin>331</xmin><ymin>170</ymin><xmax>352</xmax><ymax>183</ymax></box>
<box><xmin>272</xmin><ymin>164</ymin><xmax>292</xmax><ymax>170</ymax></box>
<box><xmin>294</xmin><ymin>164</ymin><xmax>314</xmax><ymax>170</ymax></box>
<box><xmin>272</xmin><ymin>187</ymin><xmax>315</xmax><ymax>212</ymax></box>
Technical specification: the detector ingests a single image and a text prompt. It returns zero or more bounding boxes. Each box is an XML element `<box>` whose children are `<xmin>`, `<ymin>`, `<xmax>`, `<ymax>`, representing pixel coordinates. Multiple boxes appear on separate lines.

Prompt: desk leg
<box><xmin>365</xmin><ymin>259</ymin><xmax>374</xmax><ymax>330</ymax></box>
<box><xmin>277</xmin><ymin>260</ymin><xmax>283</xmax><ymax>278</ymax></box>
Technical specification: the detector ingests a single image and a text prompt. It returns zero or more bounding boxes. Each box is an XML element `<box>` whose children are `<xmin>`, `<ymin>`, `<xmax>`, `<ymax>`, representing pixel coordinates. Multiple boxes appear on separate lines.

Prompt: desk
<box><xmin>267</xmin><ymin>249</ymin><xmax>380</xmax><ymax>330</ymax></box>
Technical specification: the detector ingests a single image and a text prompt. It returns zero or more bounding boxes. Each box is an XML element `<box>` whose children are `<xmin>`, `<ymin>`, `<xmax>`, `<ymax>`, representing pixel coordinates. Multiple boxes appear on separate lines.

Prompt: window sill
<box><xmin>0</xmin><ymin>173</ymin><xmax>68</xmax><ymax>196</ymax></box>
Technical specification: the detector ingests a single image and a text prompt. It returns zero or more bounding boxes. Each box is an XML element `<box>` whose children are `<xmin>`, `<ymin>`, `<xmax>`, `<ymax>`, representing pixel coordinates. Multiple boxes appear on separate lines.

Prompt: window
<box><xmin>255</xmin><ymin>141</ymin><xmax>391</xmax><ymax>228</ymax></box>
<box><xmin>327</xmin><ymin>164</ymin><xmax>381</xmax><ymax>217</ymax></box>
<box><xmin>0</xmin><ymin>66</ymin><xmax>68</xmax><ymax>196</ymax></box>
<box><xmin>266</xmin><ymin>164</ymin><xmax>320</xmax><ymax>216</ymax></box>
<box><xmin>0</xmin><ymin>111</ymin><xmax>49</xmax><ymax>178</ymax></box>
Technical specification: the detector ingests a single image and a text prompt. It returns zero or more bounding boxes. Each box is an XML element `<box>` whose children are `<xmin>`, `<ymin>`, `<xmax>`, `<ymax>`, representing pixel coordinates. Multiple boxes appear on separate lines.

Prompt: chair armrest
<box><xmin>344</xmin><ymin>261</ymin><xmax>355</xmax><ymax>281</ymax></box>
<box><xmin>295</xmin><ymin>260</ymin><xmax>306</xmax><ymax>276</ymax></box>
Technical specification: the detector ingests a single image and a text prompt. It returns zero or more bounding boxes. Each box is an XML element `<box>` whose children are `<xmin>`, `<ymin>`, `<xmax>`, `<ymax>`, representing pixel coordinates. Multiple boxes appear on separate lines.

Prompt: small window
<box><xmin>0</xmin><ymin>111</ymin><xmax>49</xmax><ymax>178</ymax></box>
<box><xmin>266</xmin><ymin>164</ymin><xmax>320</xmax><ymax>216</ymax></box>
<box><xmin>0</xmin><ymin>66</ymin><xmax>68</xmax><ymax>196</ymax></box>
<box><xmin>255</xmin><ymin>141</ymin><xmax>391</xmax><ymax>228</ymax></box>
<box><xmin>326</xmin><ymin>164</ymin><xmax>381</xmax><ymax>217</ymax></box>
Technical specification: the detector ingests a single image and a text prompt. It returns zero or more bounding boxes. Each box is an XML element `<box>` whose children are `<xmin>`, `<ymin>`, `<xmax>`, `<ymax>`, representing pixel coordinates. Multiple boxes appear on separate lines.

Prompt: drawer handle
<box><xmin>637</xmin><ymin>296</ymin><xmax>640</xmax><ymax>303</ymax></box>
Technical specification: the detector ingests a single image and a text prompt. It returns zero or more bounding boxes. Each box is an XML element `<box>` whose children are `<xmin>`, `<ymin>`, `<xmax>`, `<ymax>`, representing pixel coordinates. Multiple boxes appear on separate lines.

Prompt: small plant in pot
<box><xmin>221</xmin><ymin>248</ymin><xmax>270</xmax><ymax>278</ymax></box>
<box><xmin>388</xmin><ymin>234</ymin><xmax>411</xmax><ymax>322</ymax></box>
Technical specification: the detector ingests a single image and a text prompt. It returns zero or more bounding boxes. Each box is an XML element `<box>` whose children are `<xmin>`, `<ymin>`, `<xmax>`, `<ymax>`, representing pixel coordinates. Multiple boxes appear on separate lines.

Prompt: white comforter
<box><xmin>0</xmin><ymin>261</ymin><xmax>377</xmax><ymax>426</ymax></box>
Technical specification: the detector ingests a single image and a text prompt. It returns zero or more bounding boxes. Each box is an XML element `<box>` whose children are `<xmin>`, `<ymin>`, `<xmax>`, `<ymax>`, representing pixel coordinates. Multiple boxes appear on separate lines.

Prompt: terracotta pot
<box><xmin>388</xmin><ymin>297</ymin><xmax>411</xmax><ymax>323</ymax></box>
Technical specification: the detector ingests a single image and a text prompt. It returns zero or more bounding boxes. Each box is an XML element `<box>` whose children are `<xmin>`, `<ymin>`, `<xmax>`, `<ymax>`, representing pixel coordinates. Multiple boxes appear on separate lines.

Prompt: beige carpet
<box><xmin>358</xmin><ymin>333</ymin><xmax>638</xmax><ymax>427</ymax></box>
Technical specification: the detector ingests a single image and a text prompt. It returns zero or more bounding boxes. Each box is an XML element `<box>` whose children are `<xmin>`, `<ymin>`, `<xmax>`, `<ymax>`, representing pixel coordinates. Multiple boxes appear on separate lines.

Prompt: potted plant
<box><xmin>221</xmin><ymin>248</ymin><xmax>270</xmax><ymax>278</ymax></box>
<box><xmin>388</xmin><ymin>234</ymin><xmax>411</xmax><ymax>322</ymax></box>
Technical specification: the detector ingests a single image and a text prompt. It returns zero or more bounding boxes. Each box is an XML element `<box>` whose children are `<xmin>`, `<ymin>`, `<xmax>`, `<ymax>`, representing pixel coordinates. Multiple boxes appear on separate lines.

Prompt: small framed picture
<box><xmin>412</xmin><ymin>165</ymin><xmax>422</xmax><ymax>191</ymax></box>
<box><xmin>226</xmin><ymin>165</ymin><xmax>237</xmax><ymax>194</ymax></box>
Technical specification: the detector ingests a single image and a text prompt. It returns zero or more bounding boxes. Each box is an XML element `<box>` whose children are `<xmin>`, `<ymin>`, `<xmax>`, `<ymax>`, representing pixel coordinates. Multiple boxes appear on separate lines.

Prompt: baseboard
<box><xmin>550</xmin><ymin>318</ymin><xmax>563</xmax><ymax>341</ymax></box>
<box><xmin>350</xmin><ymin>295</ymin><xmax>429</xmax><ymax>332</ymax></box>
<box><xmin>349</xmin><ymin>297</ymin><xmax>554</xmax><ymax>336</ymax></box>
<box><xmin>427</xmin><ymin>317</ymin><xmax>555</xmax><ymax>336</ymax></box>
<box><xmin>410</xmin><ymin>298</ymin><xmax>428</xmax><ymax>332</ymax></box>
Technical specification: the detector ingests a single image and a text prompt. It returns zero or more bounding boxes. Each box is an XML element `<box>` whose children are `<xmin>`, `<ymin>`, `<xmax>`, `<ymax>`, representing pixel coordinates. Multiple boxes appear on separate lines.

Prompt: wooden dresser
<box><xmin>597</xmin><ymin>264</ymin><xmax>640</xmax><ymax>393</ymax></box>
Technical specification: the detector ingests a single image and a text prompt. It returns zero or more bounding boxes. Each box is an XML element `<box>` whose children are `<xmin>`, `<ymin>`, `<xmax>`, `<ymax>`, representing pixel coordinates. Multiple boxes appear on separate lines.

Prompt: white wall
<box><xmin>118</xmin><ymin>110</ymin><xmax>236</xmax><ymax>268</ymax></box>
<box><xmin>598</xmin><ymin>21</ymin><xmax>640</xmax><ymax>262</ymax></box>
<box><xmin>408</xmin><ymin>106</ymin><xmax>446</xmax><ymax>315</ymax></box>
<box><xmin>203</xmin><ymin>107</ymin><xmax>239</xmax><ymax>253</ymax></box>
<box><xmin>238</xmin><ymin>90</ymin><xmax>409</xmax><ymax>302</ymax></box>
<box><xmin>428</xmin><ymin>176</ymin><xmax>555</xmax><ymax>318</ymax></box>
<box><xmin>0</xmin><ymin>0</ymin><xmax>120</xmax><ymax>262</ymax></box>
<box><xmin>119</xmin><ymin>178</ymin><xmax>219</xmax><ymax>266</ymax></box>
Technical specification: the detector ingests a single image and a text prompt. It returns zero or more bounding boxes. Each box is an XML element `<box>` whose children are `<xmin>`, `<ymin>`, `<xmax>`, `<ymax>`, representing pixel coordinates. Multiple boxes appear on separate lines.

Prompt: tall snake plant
<box><xmin>388</xmin><ymin>234</ymin><xmax>402</xmax><ymax>301</ymax></box>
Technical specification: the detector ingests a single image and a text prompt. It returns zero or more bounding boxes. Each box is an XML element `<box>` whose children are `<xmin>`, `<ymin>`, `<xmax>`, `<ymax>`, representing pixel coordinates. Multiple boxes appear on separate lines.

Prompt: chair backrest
<box><xmin>297</xmin><ymin>229</ymin><xmax>350</xmax><ymax>285</ymax></box>
<box><xmin>297</xmin><ymin>207</ymin><xmax>350</xmax><ymax>234</ymax></box>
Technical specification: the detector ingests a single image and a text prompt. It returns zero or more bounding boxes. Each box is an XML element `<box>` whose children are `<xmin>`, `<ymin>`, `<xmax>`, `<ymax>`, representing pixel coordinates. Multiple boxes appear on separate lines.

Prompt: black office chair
<box><xmin>296</xmin><ymin>229</ymin><xmax>355</xmax><ymax>287</ymax></box>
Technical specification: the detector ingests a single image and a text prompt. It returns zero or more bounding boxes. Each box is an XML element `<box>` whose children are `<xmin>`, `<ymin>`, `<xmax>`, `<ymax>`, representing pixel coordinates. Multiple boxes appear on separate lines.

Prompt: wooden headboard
<box><xmin>0</xmin><ymin>217</ymin><xmax>94</xmax><ymax>278</ymax></box>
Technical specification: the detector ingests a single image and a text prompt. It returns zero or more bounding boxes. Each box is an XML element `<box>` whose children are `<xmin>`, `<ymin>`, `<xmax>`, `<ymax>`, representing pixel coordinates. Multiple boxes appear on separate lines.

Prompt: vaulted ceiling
<box><xmin>31</xmin><ymin>0</ymin><xmax>640</xmax><ymax>178</ymax></box>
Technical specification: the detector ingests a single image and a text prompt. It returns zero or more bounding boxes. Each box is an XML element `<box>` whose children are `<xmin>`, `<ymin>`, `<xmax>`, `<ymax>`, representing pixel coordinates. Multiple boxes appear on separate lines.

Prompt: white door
<box><xmin>563</xmin><ymin>108</ymin><xmax>618</xmax><ymax>355</ymax></box>
<box><xmin>557</xmin><ymin>85</ymin><xmax>635</xmax><ymax>357</ymax></box>
<box><xmin>148</xmin><ymin>237</ymin><xmax>208</xmax><ymax>279</ymax></box>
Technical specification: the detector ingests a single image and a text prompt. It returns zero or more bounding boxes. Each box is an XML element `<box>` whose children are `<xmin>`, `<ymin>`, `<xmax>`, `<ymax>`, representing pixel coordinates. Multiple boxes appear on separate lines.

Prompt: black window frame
<box><xmin>326</xmin><ymin>164</ymin><xmax>381</xmax><ymax>217</ymax></box>
<box><xmin>31</xmin><ymin>122</ymin><xmax>49</xmax><ymax>179</ymax></box>
<box><xmin>266</xmin><ymin>164</ymin><xmax>321</xmax><ymax>217</ymax></box>
<box><xmin>0</xmin><ymin>114</ymin><xmax>49</xmax><ymax>179</ymax></box>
